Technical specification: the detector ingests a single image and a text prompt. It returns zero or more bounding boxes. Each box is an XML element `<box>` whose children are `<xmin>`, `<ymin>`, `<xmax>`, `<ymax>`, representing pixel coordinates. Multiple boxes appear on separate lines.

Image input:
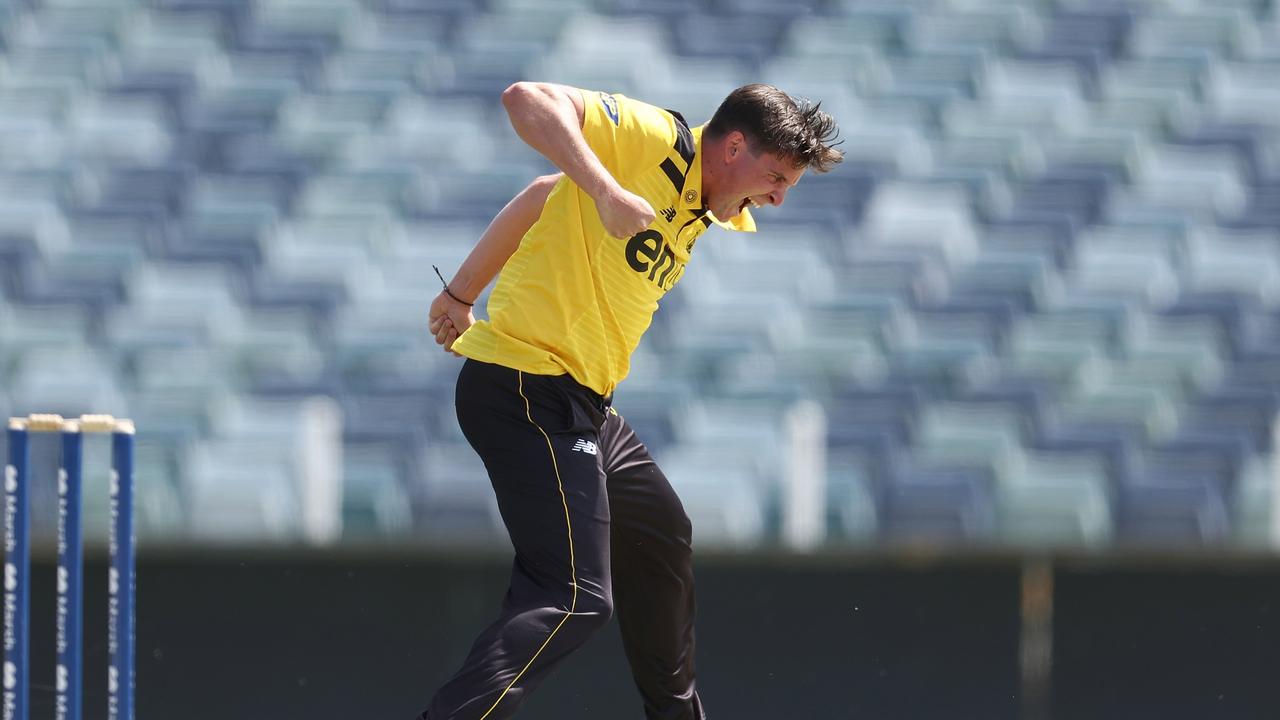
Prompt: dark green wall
<box><xmin>21</xmin><ymin>548</ymin><xmax>1280</xmax><ymax>720</ymax></box>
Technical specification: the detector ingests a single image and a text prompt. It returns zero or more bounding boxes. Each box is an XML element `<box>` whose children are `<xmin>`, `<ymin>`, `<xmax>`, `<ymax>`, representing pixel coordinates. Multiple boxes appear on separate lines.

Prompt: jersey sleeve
<box><xmin>579</xmin><ymin>89</ymin><xmax>676</xmax><ymax>182</ymax></box>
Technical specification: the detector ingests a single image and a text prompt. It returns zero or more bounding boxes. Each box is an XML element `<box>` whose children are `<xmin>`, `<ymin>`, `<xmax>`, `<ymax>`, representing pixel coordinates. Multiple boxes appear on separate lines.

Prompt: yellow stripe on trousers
<box><xmin>478</xmin><ymin>371</ymin><xmax>580</xmax><ymax>720</ymax></box>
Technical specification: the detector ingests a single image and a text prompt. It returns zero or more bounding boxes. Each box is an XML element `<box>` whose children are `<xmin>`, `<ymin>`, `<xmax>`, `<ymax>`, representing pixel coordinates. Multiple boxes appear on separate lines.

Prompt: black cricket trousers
<box><xmin>419</xmin><ymin>359</ymin><xmax>706</xmax><ymax>720</ymax></box>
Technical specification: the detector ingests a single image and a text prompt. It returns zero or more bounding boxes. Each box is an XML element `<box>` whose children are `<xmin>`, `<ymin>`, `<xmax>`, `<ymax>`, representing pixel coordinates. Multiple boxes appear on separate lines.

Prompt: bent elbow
<box><xmin>534</xmin><ymin>173</ymin><xmax>563</xmax><ymax>189</ymax></box>
<box><xmin>502</xmin><ymin>82</ymin><xmax>536</xmax><ymax>113</ymax></box>
<box><xmin>524</xmin><ymin>173</ymin><xmax>563</xmax><ymax>205</ymax></box>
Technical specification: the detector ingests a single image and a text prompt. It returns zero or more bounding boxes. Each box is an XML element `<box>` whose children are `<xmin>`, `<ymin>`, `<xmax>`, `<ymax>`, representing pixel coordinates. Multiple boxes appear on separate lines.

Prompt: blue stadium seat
<box><xmin>1205</xmin><ymin>60</ymin><xmax>1280</xmax><ymax>128</ymax></box>
<box><xmin>949</xmin><ymin>251</ymin><xmax>1060</xmax><ymax>311</ymax></box>
<box><xmin>184</xmin><ymin>437</ymin><xmax>304</xmax><ymax>542</ymax></box>
<box><xmin>905</xmin><ymin>8</ymin><xmax>1043</xmax><ymax>55</ymax></box>
<box><xmin>956</xmin><ymin>376</ymin><xmax>1054</xmax><ymax>440</ymax></box>
<box><xmin>233</xmin><ymin>0</ymin><xmax>359</xmax><ymax>56</ymax></box>
<box><xmin>69</xmin><ymin>205</ymin><xmax>169</xmax><ymax>265</ymax></box>
<box><xmin>1225</xmin><ymin>356</ymin><xmax>1280</xmax><ymax>392</ymax></box>
<box><xmin>21</xmin><ymin>256</ymin><xmax>131</xmax><ymax>312</ymax></box>
<box><xmin>653</xmin><ymin>443</ymin><xmax>769</xmax><ymax>546</ymax></box>
<box><xmin>1010</xmin><ymin>169</ymin><xmax>1112</xmax><ymax>226</ymax></box>
<box><xmin>882</xmin><ymin>459</ymin><xmax>997</xmax><ymax>543</ymax></box>
<box><xmin>342</xmin><ymin>444</ymin><xmax>413</xmax><ymax>537</ymax></box>
<box><xmin>836</xmin><ymin>251</ymin><xmax>952</xmax><ymax>308</ymax></box>
<box><xmin>827</xmin><ymin>446</ymin><xmax>880</xmax><ymax>542</ymax></box>
<box><xmin>781</xmin><ymin>14</ymin><xmax>901</xmax><ymax>63</ymax></box>
<box><xmin>89</xmin><ymin>167</ymin><xmax>189</xmax><ymax>216</ymax></box>
<box><xmin>1032</xmin><ymin>418</ymin><xmax>1144</xmax><ymax>489</ymax></box>
<box><xmin>1233</xmin><ymin>455</ymin><xmax>1273</xmax><ymax>546</ymax></box>
<box><xmin>670</xmin><ymin>14</ymin><xmax>791</xmax><ymax>65</ymax></box>
<box><xmin>611</xmin><ymin>388</ymin><xmax>679</xmax><ymax>454</ymax></box>
<box><xmin>8</xmin><ymin>348</ymin><xmax>129</xmax><ymax>419</ymax></box>
<box><xmin>321</xmin><ymin>47</ymin><xmax>435</xmax><ymax>95</ymax></box>
<box><xmin>828</xmin><ymin>386</ymin><xmax>923</xmax><ymax>448</ymax></box>
<box><xmin>127</xmin><ymin>388</ymin><xmax>214</xmax><ymax>449</ymax></box>
<box><xmin>340</xmin><ymin>391</ymin><xmax>432</xmax><ymax>477</ymax></box>
<box><xmin>1173</xmin><ymin>121</ymin><xmax>1270</xmax><ymax>182</ymax></box>
<box><xmin>999</xmin><ymin>449</ymin><xmax>1113</xmax><ymax>547</ymax></box>
<box><xmin>859</xmin><ymin>182</ymin><xmax>980</xmax><ymax>267</ymax></box>
<box><xmin>1117</xmin><ymin>478</ymin><xmax>1231</xmax><ymax>546</ymax></box>
<box><xmin>915</xmin><ymin>400</ymin><xmax>1027</xmax><ymax>483</ymax></box>
<box><xmin>1233</xmin><ymin>181</ymin><xmax>1280</xmax><ymax>230</ymax></box>
<box><xmin>886</xmin><ymin>335</ymin><xmax>995</xmax><ymax>394</ymax></box>
<box><xmin>1021</xmin><ymin>8</ymin><xmax>1134</xmax><ymax>72</ymax></box>
<box><xmin>0</xmin><ymin>302</ymin><xmax>92</xmax><ymax>371</ymax></box>
<box><xmin>1162</xmin><ymin>291</ymin><xmax>1268</xmax><ymax>358</ymax></box>
<box><xmin>978</xmin><ymin>214</ymin><xmax>1079</xmax><ymax>270</ymax></box>
<box><xmin>1129</xmin><ymin>10</ymin><xmax>1253</xmax><ymax>60</ymax></box>
<box><xmin>416</xmin><ymin>440</ymin><xmax>513</xmax><ymax>544</ymax></box>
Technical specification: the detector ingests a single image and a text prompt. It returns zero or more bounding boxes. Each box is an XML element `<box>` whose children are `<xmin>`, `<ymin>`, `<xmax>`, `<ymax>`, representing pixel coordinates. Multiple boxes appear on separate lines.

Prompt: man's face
<box><xmin>708</xmin><ymin>131</ymin><xmax>805</xmax><ymax>220</ymax></box>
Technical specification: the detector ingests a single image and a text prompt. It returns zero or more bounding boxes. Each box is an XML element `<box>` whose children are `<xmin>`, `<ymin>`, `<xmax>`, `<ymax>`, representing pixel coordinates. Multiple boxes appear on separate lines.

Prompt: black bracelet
<box><xmin>433</xmin><ymin>265</ymin><xmax>474</xmax><ymax>307</ymax></box>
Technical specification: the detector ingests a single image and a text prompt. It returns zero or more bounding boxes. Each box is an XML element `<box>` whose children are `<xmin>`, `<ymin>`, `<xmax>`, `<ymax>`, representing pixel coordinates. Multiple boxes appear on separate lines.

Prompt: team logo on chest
<box><xmin>661</xmin><ymin>206</ymin><xmax>676</xmax><ymax>223</ymax></box>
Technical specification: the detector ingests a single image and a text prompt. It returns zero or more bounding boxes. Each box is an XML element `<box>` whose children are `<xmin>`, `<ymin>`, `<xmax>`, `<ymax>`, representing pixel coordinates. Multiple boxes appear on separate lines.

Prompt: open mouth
<box><xmin>738</xmin><ymin>198</ymin><xmax>760</xmax><ymax>213</ymax></box>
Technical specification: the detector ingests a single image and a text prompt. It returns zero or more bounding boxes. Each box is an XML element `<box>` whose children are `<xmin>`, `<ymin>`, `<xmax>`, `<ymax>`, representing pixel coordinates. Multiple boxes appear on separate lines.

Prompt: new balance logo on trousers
<box><xmin>571</xmin><ymin>438</ymin><xmax>598</xmax><ymax>455</ymax></box>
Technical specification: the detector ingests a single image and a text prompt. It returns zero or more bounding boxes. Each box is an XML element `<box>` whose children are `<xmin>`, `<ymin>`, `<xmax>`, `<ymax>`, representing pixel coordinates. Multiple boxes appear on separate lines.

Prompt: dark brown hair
<box><xmin>705</xmin><ymin>83</ymin><xmax>844</xmax><ymax>173</ymax></box>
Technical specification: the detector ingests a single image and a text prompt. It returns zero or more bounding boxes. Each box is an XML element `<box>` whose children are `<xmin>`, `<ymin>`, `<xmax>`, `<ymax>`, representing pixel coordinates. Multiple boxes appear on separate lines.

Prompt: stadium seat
<box><xmin>342</xmin><ymin>445</ymin><xmax>413</xmax><ymax>537</ymax></box>
<box><xmin>8</xmin><ymin>348</ymin><xmax>130</xmax><ymax>423</ymax></box>
<box><xmin>859</xmin><ymin>182</ymin><xmax>980</xmax><ymax>266</ymax></box>
<box><xmin>1232</xmin><ymin>455</ymin><xmax>1273</xmax><ymax>547</ymax></box>
<box><xmin>416</xmin><ymin>440</ymin><xmax>506</xmax><ymax>544</ymax></box>
<box><xmin>882</xmin><ymin>459</ymin><xmax>997</xmax><ymax>544</ymax></box>
<box><xmin>998</xmin><ymin>450</ymin><xmax>1113</xmax><ymax>547</ymax></box>
<box><xmin>886</xmin><ymin>335</ymin><xmax>996</xmax><ymax>394</ymax></box>
<box><xmin>949</xmin><ymin>250</ymin><xmax>1061</xmax><ymax>311</ymax></box>
<box><xmin>184</xmin><ymin>438</ymin><xmax>303</xmax><ymax>541</ymax></box>
<box><xmin>534</xmin><ymin>14</ymin><xmax>675</xmax><ymax>98</ymax></box>
<box><xmin>1117</xmin><ymin>477</ymin><xmax>1231</xmax><ymax>546</ymax></box>
<box><xmin>1069</xmin><ymin>243</ymin><xmax>1181</xmax><ymax>309</ymax></box>
<box><xmin>322</xmin><ymin>47</ymin><xmax>435</xmax><ymax>95</ymax></box>
<box><xmin>0</xmin><ymin>303</ymin><xmax>93</xmax><ymax>369</ymax></box>
<box><xmin>1129</xmin><ymin>10</ymin><xmax>1254</xmax><ymax>60</ymax></box>
<box><xmin>827</xmin><ymin>448</ymin><xmax>880</xmax><ymax>542</ymax></box>
<box><xmin>653</xmin><ymin>443</ymin><xmax>768</xmax><ymax>546</ymax></box>
<box><xmin>1205</xmin><ymin>60</ymin><xmax>1280</xmax><ymax>127</ymax></box>
<box><xmin>916</xmin><ymin>401</ymin><xmax>1026</xmax><ymax>477</ymax></box>
<box><xmin>1183</xmin><ymin>227</ymin><xmax>1280</xmax><ymax>305</ymax></box>
<box><xmin>1005</xmin><ymin>313</ymin><xmax>1112</xmax><ymax>391</ymax></box>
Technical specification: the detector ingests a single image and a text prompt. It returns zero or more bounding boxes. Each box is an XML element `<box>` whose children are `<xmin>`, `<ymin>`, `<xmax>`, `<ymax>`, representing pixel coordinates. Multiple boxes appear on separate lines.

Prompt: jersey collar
<box><xmin>683</xmin><ymin>124</ymin><xmax>756</xmax><ymax>232</ymax></box>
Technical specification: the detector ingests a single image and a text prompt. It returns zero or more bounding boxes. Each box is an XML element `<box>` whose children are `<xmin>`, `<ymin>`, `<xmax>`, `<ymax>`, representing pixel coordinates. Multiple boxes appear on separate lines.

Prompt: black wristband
<box><xmin>433</xmin><ymin>265</ymin><xmax>474</xmax><ymax>307</ymax></box>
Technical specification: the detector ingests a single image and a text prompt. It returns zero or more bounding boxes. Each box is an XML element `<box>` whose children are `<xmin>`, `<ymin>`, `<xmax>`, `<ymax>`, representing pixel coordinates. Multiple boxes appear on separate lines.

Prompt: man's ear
<box><xmin>725</xmin><ymin>130</ymin><xmax>746</xmax><ymax>162</ymax></box>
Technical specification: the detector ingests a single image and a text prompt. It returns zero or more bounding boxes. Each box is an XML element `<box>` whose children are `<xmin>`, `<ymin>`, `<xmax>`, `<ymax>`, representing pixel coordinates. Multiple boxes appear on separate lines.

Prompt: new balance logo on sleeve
<box><xmin>571</xmin><ymin>439</ymin><xmax>598</xmax><ymax>455</ymax></box>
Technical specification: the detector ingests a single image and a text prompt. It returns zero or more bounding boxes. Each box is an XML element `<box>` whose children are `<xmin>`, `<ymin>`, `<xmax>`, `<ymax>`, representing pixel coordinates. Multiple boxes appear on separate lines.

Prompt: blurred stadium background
<box><xmin>2</xmin><ymin>0</ymin><xmax>1280</xmax><ymax>717</ymax></box>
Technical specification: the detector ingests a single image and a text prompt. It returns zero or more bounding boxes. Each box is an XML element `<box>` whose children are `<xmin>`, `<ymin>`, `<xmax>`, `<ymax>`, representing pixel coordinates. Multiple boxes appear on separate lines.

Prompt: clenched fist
<box><xmin>428</xmin><ymin>290</ymin><xmax>475</xmax><ymax>356</ymax></box>
<box><xmin>595</xmin><ymin>184</ymin><xmax>656</xmax><ymax>238</ymax></box>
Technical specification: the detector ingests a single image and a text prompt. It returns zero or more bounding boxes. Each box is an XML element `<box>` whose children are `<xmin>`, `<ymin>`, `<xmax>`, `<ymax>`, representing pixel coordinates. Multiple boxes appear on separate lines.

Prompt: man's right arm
<box><xmin>428</xmin><ymin>172</ymin><xmax>562</xmax><ymax>354</ymax></box>
<box><xmin>446</xmin><ymin>172</ymin><xmax>562</xmax><ymax>303</ymax></box>
<box><xmin>501</xmin><ymin>82</ymin><xmax>655</xmax><ymax>238</ymax></box>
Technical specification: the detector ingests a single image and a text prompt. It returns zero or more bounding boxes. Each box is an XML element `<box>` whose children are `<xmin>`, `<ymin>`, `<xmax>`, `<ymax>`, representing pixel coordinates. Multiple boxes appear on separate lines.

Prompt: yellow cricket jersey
<box><xmin>451</xmin><ymin>89</ymin><xmax>756</xmax><ymax>397</ymax></box>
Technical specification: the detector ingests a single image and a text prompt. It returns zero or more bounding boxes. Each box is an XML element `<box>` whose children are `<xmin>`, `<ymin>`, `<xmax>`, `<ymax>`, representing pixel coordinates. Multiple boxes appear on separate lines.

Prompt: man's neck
<box><xmin>700</xmin><ymin>135</ymin><xmax>723</xmax><ymax>200</ymax></box>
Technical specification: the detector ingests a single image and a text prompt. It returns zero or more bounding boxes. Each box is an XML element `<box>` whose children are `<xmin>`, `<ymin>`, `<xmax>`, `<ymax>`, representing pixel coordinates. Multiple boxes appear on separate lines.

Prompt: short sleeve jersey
<box><xmin>451</xmin><ymin>89</ymin><xmax>756</xmax><ymax>397</ymax></box>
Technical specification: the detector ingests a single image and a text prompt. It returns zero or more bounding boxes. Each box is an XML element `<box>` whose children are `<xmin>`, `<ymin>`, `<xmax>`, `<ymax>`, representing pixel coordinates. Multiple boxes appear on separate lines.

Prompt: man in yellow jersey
<box><xmin>421</xmin><ymin>82</ymin><xmax>842</xmax><ymax>720</ymax></box>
